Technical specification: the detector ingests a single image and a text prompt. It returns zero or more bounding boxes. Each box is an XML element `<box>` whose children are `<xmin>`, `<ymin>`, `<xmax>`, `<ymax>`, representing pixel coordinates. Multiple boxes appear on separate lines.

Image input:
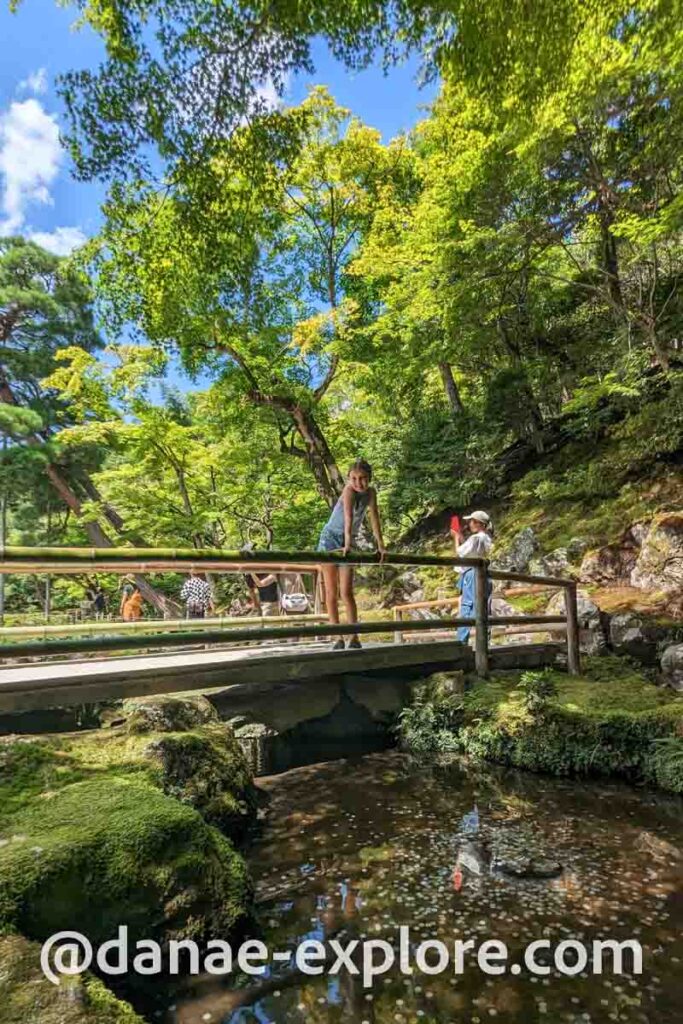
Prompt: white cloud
<box><xmin>18</xmin><ymin>68</ymin><xmax>48</xmax><ymax>96</ymax></box>
<box><xmin>29</xmin><ymin>225</ymin><xmax>87</xmax><ymax>255</ymax></box>
<box><xmin>0</xmin><ymin>97</ymin><xmax>62</xmax><ymax>234</ymax></box>
<box><xmin>255</xmin><ymin>80</ymin><xmax>280</xmax><ymax>110</ymax></box>
<box><xmin>254</xmin><ymin>73</ymin><xmax>291</xmax><ymax>112</ymax></box>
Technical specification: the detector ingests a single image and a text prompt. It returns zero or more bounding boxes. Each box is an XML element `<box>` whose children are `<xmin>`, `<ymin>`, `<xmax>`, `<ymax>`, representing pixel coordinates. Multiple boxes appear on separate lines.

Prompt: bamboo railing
<box><xmin>392</xmin><ymin>598</ymin><xmax>567</xmax><ymax>642</ymax></box>
<box><xmin>0</xmin><ymin>614</ymin><xmax>325</xmax><ymax>640</ymax></box>
<box><xmin>0</xmin><ymin>547</ymin><xmax>581</xmax><ymax>676</ymax></box>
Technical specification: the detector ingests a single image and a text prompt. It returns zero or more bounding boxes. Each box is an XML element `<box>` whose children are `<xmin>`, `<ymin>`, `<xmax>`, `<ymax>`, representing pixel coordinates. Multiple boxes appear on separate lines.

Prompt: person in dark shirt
<box><xmin>243</xmin><ymin>572</ymin><xmax>280</xmax><ymax>616</ymax></box>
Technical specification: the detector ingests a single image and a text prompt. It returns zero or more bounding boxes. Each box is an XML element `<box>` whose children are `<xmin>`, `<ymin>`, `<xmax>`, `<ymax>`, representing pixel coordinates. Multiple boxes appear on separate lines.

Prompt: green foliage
<box><xmin>518</xmin><ymin>669</ymin><xmax>558</xmax><ymax>713</ymax></box>
<box><xmin>396</xmin><ymin>675</ymin><xmax>463</xmax><ymax>756</ymax></box>
<box><xmin>458</xmin><ymin>657</ymin><xmax>683</xmax><ymax>792</ymax></box>
<box><xmin>4</xmin><ymin>3</ymin><xmax>683</xmax><ymax>598</ymax></box>
<box><xmin>649</xmin><ymin>737</ymin><xmax>683</xmax><ymax>793</ymax></box>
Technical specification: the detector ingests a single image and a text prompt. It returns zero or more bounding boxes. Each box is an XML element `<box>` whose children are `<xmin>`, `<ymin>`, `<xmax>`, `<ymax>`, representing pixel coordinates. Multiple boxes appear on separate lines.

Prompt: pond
<box><xmin>166</xmin><ymin>751</ymin><xmax>683</xmax><ymax>1024</ymax></box>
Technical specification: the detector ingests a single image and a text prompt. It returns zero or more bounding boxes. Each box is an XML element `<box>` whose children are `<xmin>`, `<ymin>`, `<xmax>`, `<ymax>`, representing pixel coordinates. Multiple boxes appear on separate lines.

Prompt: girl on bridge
<box><xmin>318</xmin><ymin>459</ymin><xmax>386</xmax><ymax>650</ymax></box>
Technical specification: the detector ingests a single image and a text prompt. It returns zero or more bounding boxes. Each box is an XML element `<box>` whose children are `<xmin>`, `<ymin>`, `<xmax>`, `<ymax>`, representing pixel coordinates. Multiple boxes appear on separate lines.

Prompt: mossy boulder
<box><xmin>608</xmin><ymin>612</ymin><xmax>683</xmax><ymax>665</ymax></box>
<box><xmin>105</xmin><ymin>693</ymin><xmax>219</xmax><ymax>734</ymax></box>
<box><xmin>142</xmin><ymin>724</ymin><xmax>256</xmax><ymax>836</ymax></box>
<box><xmin>631</xmin><ymin>511</ymin><xmax>683</xmax><ymax>594</ymax></box>
<box><xmin>457</xmin><ymin>656</ymin><xmax>683</xmax><ymax>793</ymax></box>
<box><xmin>0</xmin><ymin>933</ymin><xmax>144</xmax><ymax>1024</ymax></box>
<box><xmin>0</xmin><ymin>702</ymin><xmax>255</xmax><ymax>952</ymax></box>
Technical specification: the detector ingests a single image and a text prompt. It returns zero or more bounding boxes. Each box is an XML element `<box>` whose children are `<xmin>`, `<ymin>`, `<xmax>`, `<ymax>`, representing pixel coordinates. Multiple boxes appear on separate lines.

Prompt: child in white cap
<box><xmin>451</xmin><ymin>511</ymin><xmax>494</xmax><ymax>643</ymax></box>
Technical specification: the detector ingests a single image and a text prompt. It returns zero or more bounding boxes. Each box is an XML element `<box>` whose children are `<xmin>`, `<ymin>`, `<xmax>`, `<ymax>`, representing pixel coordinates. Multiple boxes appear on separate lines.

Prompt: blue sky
<box><xmin>0</xmin><ymin>0</ymin><xmax>437</xmax><ymax>257</ymax></box>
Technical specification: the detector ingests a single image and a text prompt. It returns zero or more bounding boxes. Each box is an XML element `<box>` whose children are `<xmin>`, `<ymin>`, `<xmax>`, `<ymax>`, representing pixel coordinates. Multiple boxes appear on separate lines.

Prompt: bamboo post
<box><xmin>393</xmin><ymin>608</ymin><xmax>404</xmax><ymax>645</ymax></box>
<box><xmin>565</xmin><ymin>582</ymin><xmax>581</xmax><ymax>675</ymax></box>
<box><xmin>474</xmin><ymin>561</ymin><xmax>489</xmax><ymax>677</ymax></box>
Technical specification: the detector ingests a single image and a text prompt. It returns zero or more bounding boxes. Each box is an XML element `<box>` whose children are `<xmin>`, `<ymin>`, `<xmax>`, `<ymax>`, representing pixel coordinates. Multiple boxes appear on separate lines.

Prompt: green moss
<box><xmin>458</xmin><ymin>656</ymin><xmax>683</xmax><ymax>791</ymax></box>
<box><xmin>649</xmin><ymin>737</ymin><xmax>683</xmax><ymax>792</ymax></box>
<box><xmin>503</xmin><ymin>592</ymin><xmax>549</xmax><ymax>614</ymax></box>
<box><xmin>492</xmin><ymin>381</ymin><xmax>683</xmax><ymax>554</ymax></box>
<box><xmin>0</xmin><ymin>933</ymin><xmax>145</xmax><ymax>1024</ymax></box>
<box><xmin>0</xmin><ymin>703</ymin><xmax>256</xmax><ymax>969</ymax></box>
<box><xmin>0</xmin><ymin>775</ymin><xmax>251</xmax><ymax>945</ymax></box>
<box><xmin>141</xmin><ymin>725</ymin><xmax>256</xmax><ymax>837</ymax></box>
<box><xmin>0</xmin><ymin>718</ymin><xmax>256</xmax><ymax>840</ymax></box>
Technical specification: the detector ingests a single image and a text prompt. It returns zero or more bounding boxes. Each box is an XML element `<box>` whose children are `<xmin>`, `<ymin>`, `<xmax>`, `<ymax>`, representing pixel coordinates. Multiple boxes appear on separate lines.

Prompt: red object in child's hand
<box><xmin>450</xmin><ymin>515</ymin><xmax>461</xmax><ymax>533</ymax></box>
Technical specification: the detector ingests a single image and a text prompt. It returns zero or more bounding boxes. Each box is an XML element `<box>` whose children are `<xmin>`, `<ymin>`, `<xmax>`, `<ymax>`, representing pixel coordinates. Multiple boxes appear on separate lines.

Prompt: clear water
<box><xmin>167</xmin><ymin>752</ymin><xmax>683</xmax><ymax>1024</ymax></box>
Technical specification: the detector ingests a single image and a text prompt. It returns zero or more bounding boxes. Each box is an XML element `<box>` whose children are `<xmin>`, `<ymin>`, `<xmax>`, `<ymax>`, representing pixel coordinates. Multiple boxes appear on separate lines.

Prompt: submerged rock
<box><xmin>495</xmin><ymin>856</ymin><xmax>563</xmax><ymax>880</ymax></box>
<box><xmin>0</xmin><ymin>933</ymin><xmax>144</xmax><ymax>1024</ymax></box>
<box><xmin>456</xmin><ymin>839</ymin><xmax>490</xmax><ymax>876</ymax></box>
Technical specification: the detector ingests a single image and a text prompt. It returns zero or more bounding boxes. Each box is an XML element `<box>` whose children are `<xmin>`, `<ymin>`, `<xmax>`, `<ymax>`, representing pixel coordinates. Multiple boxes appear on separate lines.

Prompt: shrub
<box><xmin>518</xmin><ymin>669</ymin><xmax>558</xmax><ymax>713</ymax></box>
<box><xmin>457</xmin><ymin>657</ymin><xmax>683</xmax><ymax>792</ymax></box>
<box><xmin>649</xmin><ymin>736</ymin><xmax>683</xmax><ymax>793</ymax></box>
<box><xmin>396</xmin><ymin>675</ymin><xmax>463</xmax><ymax>756</ymax></box>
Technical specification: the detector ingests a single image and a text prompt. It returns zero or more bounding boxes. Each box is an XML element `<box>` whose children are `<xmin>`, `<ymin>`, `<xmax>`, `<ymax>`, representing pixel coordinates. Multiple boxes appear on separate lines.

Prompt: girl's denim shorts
<box><xmin>317</xmin><ymin>526</ymin><xmax>345</xmax><ymax>552</ymax></box>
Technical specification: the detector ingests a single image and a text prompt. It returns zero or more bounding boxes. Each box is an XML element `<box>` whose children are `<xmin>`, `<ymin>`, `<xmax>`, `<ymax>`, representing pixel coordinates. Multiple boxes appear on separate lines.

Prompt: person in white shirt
<box><xmin>452</xmin><ymin>510</ymin><xmax>494</xmax><ymax>643</ymax></box>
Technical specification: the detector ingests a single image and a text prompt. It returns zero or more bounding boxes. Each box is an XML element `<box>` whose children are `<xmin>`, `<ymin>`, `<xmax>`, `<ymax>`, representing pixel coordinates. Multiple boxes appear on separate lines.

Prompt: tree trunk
<box><xmin>1</xmin><ymin>381</ymin><xmax>177</xmax><ymax>616</ymax></box>
<box><xmin>80</xmin><ymin>475</ymin><xmax>128</xmax><ymax>533</ymax></box>
<box><xmin>639</xmin><ymin>312</ymin><xmax>670</xmax><ymax>372</ymax></box>
<box><xmin>291</xmin><ymin>404</ymin><xmax>345</xmax><ymax>507</ymax></box>
<box><xmin>45</xmin><ymin>465</ymin><xmax>174</xmax><ymax>616</ymax></box>
<box><xmin>496</xmin><ymin>321</ymin><xmax>545</xmax><ymax>453</ymax></box>
<box><xmin>599</xmin><ymin>214</ymin><xmax>624</xmax><ymax>311</ymax></box>
<box><xmin>249</xmin><ymin>388</ymin><xmax>344</xmax><ymax>508</ymax></box>
<box><xmin>438</xmin><ymin>362</ymin><xmax>465</xmax><ymax>416</ymax></box>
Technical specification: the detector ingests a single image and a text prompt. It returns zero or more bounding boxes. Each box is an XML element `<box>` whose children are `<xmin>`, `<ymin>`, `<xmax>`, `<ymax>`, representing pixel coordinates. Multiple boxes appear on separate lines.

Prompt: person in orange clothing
<box><xmin>121</xmin><ymin>586</ymin><xmax>144</xmax><ymax>621</ymax></box>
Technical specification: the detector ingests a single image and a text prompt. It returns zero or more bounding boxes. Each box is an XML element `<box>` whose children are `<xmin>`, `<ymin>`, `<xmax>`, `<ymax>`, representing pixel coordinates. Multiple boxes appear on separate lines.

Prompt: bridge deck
<box><xmin>0</xmin><ymin>639</ymin><xmax>565</xmax><ymax>715</ymax></box>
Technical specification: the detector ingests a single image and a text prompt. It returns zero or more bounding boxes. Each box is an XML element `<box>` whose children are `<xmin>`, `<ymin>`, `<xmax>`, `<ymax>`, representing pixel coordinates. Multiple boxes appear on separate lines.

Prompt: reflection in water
<box><xmin>168</xmin><ymin>752</ymin><xmax>683</xmax><ymax>1024</ymax></box>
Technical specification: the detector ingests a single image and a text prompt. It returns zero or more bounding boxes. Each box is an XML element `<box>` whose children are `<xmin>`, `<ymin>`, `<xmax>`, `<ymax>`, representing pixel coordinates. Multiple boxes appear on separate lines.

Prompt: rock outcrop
<box><xmin>493</xmin><ymin>527</ymin><xmax>540</xmax><ymax>574</ymax></box>
<box><xmin>661</xmin><ymin>644</ymin><xmax>683</xmax><ymax>692</ymax></box>
<box><xmin>380</xmin><ymin>569</ymin><xmax>425</xmax><ymax>609</ymax></box>
<box><xmin>579</xmin><ymin>514</ymin><xmax>683</xmax><ymax>597</ymax></box>
<box><xmin>608</xmin><ymin>613</ymin><xmax>680</xmax><ymax>665</ymax></box>
<box><xmin>546</xmin><ymin>589</ymin><xmax>608</xmax><ymax>654</ymax></box>
<box><xmin>631</xmin><ymin>512</ymin><xmax>683</xmax><ymax>594</ymax></box>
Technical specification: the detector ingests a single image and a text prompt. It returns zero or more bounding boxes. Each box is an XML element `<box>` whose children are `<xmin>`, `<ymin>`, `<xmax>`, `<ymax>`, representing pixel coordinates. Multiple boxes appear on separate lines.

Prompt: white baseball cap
<box><xmin>463</xmin><ymin>510</ymin><xmax>491</xmax><ymax>526</ymax></box>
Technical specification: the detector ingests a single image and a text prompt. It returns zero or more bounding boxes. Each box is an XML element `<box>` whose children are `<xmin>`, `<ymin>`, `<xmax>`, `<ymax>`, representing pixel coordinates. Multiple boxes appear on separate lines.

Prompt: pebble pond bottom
<box><xmin>166</xmin><ymin>751</ymin><xmax>683</xmax><ymax>1024</ymax></box>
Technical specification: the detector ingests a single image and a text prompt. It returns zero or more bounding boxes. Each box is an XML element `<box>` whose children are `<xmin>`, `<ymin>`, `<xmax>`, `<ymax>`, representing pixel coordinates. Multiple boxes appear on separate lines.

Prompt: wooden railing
<box><xmin>0</xmin><ymin>547</ymin><xmax>580</xmax><ymax>676</ymax></box>
<box><xmin>393</xmin><ymin>568</ymin><xmax>580</xmax><ymax>675</ymax></box>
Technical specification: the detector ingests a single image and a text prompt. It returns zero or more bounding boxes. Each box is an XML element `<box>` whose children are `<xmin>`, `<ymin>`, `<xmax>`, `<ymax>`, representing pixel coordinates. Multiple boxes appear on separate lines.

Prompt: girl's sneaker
<box><xmin>332</xmin><ymin>639</ymin><xmax>346</xmax><ymax>651</ymax></box>
<box><xmin>348</xmin><ymin>637</ymin><xmax>362</xmax><ymax>650</ymax></box>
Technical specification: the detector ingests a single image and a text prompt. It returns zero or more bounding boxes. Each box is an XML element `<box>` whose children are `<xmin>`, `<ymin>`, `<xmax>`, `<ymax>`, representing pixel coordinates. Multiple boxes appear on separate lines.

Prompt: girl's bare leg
<box><xmin>321</xmin><ymin>564</ymin><xmax>342</xmax><ymax>640</ymax></box>
<box><xmin>339</xmin><ymin>566</ymin><xmax>358</xmax><ymax>643</ymax></box>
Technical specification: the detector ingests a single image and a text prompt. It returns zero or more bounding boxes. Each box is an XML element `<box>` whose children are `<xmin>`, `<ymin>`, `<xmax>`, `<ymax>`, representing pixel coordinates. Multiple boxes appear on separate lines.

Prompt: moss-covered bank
<box><xmin>402</xmin><ymin>657</ymin><xmax>683</xmax><ymax>793</ymax></box>
<box><xmin>0</xmin><ymin>695</ymin><xmax>257</xmax><ymax>1020</ymax></box>
<box><xmin>0</xmin><ymin>933</ymin><xmax>145</xmax><ymax>1024</ymax></box>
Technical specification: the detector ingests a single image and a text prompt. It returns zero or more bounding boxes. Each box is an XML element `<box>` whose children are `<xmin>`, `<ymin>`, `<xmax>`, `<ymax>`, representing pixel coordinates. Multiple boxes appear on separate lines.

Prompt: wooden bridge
<box><xmin>0</xmin><ymin>546</ymin><xmax>580</xmax><ymax>715</ymax></box>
